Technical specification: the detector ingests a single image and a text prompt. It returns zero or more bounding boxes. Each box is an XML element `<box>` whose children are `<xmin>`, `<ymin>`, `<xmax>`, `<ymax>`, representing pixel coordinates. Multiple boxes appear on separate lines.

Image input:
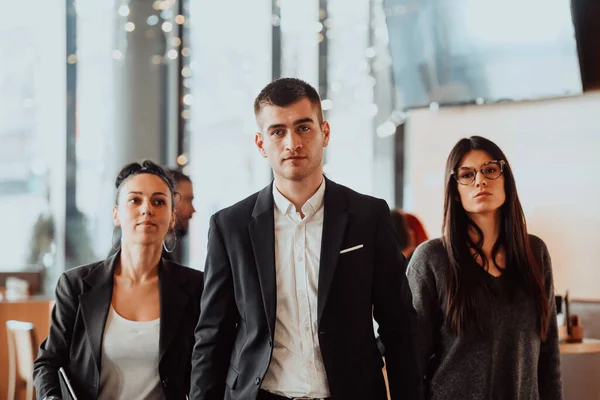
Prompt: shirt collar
<box><xmin>273</xmin><ymin>177</ymin><xmax>326</xmax><ymax>217</ymax></box>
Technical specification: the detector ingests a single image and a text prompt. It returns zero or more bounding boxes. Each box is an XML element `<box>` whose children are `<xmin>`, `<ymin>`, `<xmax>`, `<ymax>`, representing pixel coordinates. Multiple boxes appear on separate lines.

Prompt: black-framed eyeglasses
<box><xmin>451</xmin><ymin>160</ymin><xmax>506</xmax><ymax>186</ymax></box>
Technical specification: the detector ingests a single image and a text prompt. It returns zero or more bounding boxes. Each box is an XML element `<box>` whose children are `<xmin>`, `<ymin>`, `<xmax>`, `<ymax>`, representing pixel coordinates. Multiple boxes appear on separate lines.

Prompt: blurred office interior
<box><xmin>1</xmin><ymin>0</ymin><xmax>600</xmax><ymax>398</ymax></box>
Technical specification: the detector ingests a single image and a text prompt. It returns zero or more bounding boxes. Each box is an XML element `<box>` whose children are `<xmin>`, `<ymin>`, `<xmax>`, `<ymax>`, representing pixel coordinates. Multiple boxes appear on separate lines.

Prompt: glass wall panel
<box><xmin>186</xmin><ymin>0</ymin><xmax>273</xmax><ymax>269</ymax></box>
<box><xmin>74</xmin><ymin>0</ymin><xmax>118</xmax><ymax>263</ymax></box>
<box><xmin>0</xmin><ymin>1</ymin><xmax>66</xmax><ymax>274</ymax></box>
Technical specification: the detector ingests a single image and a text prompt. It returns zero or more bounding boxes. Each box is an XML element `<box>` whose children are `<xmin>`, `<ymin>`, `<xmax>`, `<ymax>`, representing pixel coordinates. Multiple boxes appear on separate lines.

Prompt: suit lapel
<box><xmin>158</xmin><ymin>261</ymin><xmax>189</xmax><ymax>362</ymax></box>
<box><xmin>248</xmin><ymin>183</ymin><xmax>277</xmax><ymax>336</ymax></box>
<box><xmin>79</xmin><ymin>254</ymin><xmax>117</xmax><ymax>375</ymax></box>
<box><xmin>318</xmin><ymin>178</ymin><xmax>348</xmax><ymax>324</ymax></box>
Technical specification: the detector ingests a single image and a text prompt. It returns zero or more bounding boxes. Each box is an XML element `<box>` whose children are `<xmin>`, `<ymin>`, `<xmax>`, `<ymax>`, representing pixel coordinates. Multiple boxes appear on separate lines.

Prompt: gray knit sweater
<box><xmin>406</xmin><ymin>236</ymin><xmax>562</xmax><ymax>400</ymax></box>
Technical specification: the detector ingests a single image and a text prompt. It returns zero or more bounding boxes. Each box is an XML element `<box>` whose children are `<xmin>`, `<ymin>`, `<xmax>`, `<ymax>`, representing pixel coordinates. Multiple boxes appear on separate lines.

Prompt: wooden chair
<box><xmin>6</xmin><ymin>320</ymin><xmax>37</xmax><ymax>400</ymax></box>
<box><xmin>382</xmin><ymin>359</ymin><xmax>391</xmax><ymax>400</ymax></box>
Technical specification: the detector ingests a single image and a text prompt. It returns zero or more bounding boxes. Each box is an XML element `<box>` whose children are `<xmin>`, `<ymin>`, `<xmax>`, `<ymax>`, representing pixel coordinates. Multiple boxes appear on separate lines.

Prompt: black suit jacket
<box><xmin>190</xmin><ymin>178</ymin><xmax>422</xmax><ymax>400</ymax></box>
<box><xmin>33</xmin><ymin>253</ymin><xmax>204</xmax><ymax>399</ymax></box>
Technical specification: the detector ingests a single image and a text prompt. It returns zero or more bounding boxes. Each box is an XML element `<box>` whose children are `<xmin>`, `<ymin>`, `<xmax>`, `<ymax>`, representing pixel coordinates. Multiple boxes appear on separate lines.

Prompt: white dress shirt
<box><xmin>261</xmin><ymin>179</ymin><xmax>330</xmax><ymax>398</ymax></box>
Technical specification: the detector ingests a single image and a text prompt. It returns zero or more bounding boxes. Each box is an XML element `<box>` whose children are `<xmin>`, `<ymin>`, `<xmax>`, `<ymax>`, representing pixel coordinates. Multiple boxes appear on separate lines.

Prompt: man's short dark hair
<box><xmin>254</xmin><ymin>77</ymin><xmax>323</xmax><ymax>123</ymax></box>
<box><xmin>166</xmin><ymin>168</ymin><xmax>192</xmax><ymax>185</ymax></box>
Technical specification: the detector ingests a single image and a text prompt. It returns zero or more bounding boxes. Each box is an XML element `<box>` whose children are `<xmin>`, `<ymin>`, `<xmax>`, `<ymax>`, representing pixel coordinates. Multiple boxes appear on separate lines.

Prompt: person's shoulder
<box><xmin>407</xmin><ymin>238</ymin><xmax>448</xmax><ymax>278</ymax></box>
<box><xmin>527</xmin><ymin>233</ymin><xmax>552</xmax><ymax>273</ymax></box>
<box><xmin>212</xmin><ymin>190</ymin><xmax>262</xmax><ymax>223</ymax></box>
<box><xmin>58</xmin><ymin>260</ymin><xmax>107</xmax><ymax>292</ymax></box>
<box><xmin>165</xmin><ymin>261</ymin><xmax>203</xmax><ymax>290</ymax></box>
<box><xmin>165</xmin><ymin>261</ymin><xmax>203</xmax><ymax>280</ymax></box>
<box><xmin>411</xmin><ymin>238</ymin><xmax>446</xmax><ymax>260</ymax></box>
<box><xmin>331</xmin><ymin>180</ymin><xmax>377</xmax><ymax>202</ymax></box>
<box><xmin>62</xmin><ymin>260</ymin><xmax>105</xmax><ymax>279</ymax></box>
<box><xmin>329</xmin><ymin>179</ymin><xmax>389</xmax><ymax>211</ymax></box>
<box><xmin>528</xmin><ymin>233</ymin><xmax>549</xmax><ymax>254</ymax></box>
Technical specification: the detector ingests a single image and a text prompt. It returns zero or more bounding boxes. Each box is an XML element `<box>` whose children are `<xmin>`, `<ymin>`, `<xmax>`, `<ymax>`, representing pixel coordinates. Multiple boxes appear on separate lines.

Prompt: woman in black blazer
<box><xmin>34</xmin><ymin>161</ymin><xmax>204</xmax><ymax>400</ymax></box>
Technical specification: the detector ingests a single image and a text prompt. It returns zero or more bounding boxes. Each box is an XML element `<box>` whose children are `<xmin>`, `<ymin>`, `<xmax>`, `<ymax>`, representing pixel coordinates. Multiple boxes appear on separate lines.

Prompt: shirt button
<box><xmin>255</xmin><ymin>377</ymin><xmax>261</xmax><ymax>385</ymax></box>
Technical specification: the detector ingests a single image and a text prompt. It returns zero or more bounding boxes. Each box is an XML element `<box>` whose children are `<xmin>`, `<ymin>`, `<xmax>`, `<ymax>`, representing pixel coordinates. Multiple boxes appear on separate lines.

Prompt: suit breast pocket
<box><xmin>338</xmin><ymin>244</ymin><xmax>370</xmax><ymax>276</ymax></box>
<box><xmin>339</xmin><ymin>244</ymin><xmax>365</xmax><ymax>256</ymax></box>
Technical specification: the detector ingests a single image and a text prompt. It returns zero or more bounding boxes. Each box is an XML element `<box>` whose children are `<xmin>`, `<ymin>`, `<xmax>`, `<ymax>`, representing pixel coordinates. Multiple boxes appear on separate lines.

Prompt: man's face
<box><xmin>255</xmin><ymin>98</ymin><xmax>330</xmax><ymax>182</ymax></box>
<box><xmin>174</xmin><ymin>180</ymin><xmax>195</xmax><ymax>236</ymax></box>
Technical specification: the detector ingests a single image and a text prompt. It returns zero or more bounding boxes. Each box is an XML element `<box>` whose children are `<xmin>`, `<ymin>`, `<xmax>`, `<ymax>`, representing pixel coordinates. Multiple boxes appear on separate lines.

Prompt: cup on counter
<box><xmin>5</xmin><ymin>277</ymin><xmax>30</xmax><ymax>301</ymax></box>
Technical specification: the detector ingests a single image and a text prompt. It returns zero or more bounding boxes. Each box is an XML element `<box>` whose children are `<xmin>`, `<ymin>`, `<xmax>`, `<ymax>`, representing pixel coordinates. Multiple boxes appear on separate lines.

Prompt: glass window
<box><xmin>74</xmin><ymin>0</ymin><xmax>118</xmax><ymax>262</ymax></box>
<box><xmin>280</xmin><ymin>0</ymin><xmax>320</xmax><ymax>85</ymax></box>
<box><xmin>312</xmin><ymin>0</ymin><xmax>429</xmax><ymax>206</ymax></box>
<box><xmin>0</xmin><ymin>1</ymin><xmax>66</xmax><ymax>273</ymax></box>
<box><xmin>384</xmin><ymin>0</ymin><xmax>581</xmax><ymax>108</ymax></box>
<box><xmin>186</xmin><ymin>0</ymin><xmax>273</xmax><ymax>269</ymax></box>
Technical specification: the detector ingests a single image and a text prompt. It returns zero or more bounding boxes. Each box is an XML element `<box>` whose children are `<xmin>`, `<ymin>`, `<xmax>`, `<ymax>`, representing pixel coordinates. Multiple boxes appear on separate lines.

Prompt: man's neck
<box><xmin>274</xmin><ymin>172</ymin><xmax>324</xmax><ymax>214</ymax></box>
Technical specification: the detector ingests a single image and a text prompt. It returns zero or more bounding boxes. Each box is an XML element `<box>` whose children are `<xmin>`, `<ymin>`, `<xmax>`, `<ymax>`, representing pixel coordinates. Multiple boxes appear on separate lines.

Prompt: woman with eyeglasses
<box><xmin>407</xmin><ymin>136</ymin><xmax>562</xmax><ymax>400</ymax></box>
<box><xmin>33</xmin><ymin>160</ymin><xmax>204</xmax><ymax>400</ymax></box>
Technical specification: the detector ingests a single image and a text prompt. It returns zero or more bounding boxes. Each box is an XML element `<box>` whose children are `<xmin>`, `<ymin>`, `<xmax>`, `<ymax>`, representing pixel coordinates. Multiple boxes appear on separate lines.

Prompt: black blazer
<box><xmin>33</xmin><ymin>253</ymin><xmax>204</xmax><ymax>399</ymax></box>
<box><xmin>190</xmin><ymin>178</ymin><xmax>422</xmax><ymax>400</ymax></box>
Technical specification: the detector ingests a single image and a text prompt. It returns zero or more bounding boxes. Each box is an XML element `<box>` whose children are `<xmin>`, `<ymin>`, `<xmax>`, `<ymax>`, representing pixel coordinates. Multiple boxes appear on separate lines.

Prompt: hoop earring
<box><xmin>163</xmin><ymin>229</ymin><xmax>177</xmax><ymax>253</ymax></box>
<box><xmin>112</xmin><ymin>226</ymin><xmax>121</xmax><ymax>251</ymax></box>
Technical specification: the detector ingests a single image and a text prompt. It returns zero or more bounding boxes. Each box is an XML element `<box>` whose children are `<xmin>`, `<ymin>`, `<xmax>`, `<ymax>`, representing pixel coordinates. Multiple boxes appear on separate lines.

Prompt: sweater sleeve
<box><xmin>536</xmin><ymin>238</ymin><xmax>563</xmax><ymax>400</ymax></box>
<box><xmin>406</xmin><ymin>241</ymin><xmax>442</xmax><ymax>389</ymax></box>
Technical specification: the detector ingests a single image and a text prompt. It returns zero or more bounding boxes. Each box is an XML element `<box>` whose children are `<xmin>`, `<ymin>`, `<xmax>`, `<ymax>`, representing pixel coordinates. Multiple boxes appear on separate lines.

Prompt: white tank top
<box><xmin>98</xmin><ymin>306</ymin><xmax>165</xmax><ymax>400</ymax></box>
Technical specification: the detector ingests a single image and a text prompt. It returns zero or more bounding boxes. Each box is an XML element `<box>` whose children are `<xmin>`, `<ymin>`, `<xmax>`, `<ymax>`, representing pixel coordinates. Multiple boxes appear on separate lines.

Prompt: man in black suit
<box><xmin>190</xmin><ymin>78</ymin><xmax>422</xmax><ymax>400</ymax></box>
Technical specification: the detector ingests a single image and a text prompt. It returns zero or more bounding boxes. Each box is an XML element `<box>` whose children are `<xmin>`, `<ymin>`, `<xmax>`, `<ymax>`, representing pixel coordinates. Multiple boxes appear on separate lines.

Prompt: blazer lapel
<box><xmin>318</xmin><ymin>178</ymin><xmax>349</xmax><ymax>324</ymax></box>
<box><xmin>79</xmin><ymin>254</ymin><xmax>117</xmax><ymax>375</ymax></box>
<box><xmin>158</xmin><ymin>261</ymin><xmax>189</xmax><ymax>362</ymax></box>
<box><xmin>248</xmin><ymin>182</ymin><xmax>277</xmax><ymax>336</ymax></box>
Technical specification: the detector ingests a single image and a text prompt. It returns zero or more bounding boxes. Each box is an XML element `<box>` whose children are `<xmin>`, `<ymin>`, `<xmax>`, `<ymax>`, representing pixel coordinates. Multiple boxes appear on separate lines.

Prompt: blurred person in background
<box><xmin>405</xmin><ymin>212</ymin><xmax>429</xmax><ymax>261</ymax></box>
<box><xmin>166</xmin><ymin>169</ymin><xmax>196</xmax><ymax>239</ymax></box>
<box><xmin>407</xmin><ymin>136</ymin><xmax>562</xmax><ymax>400</ymax></box>
<box><xmin>390</xmin><ymin>209</ymin><xmax>410</xmax><ymax>253</ymax></box>
<box><xmin>390</xmin><ymin>210</ymin><xmax>429</xmax><ymax>262</ymax></box>
<box><xmin>376</xmin><ymin>210</ymin><xmax>428</xmax><ymax>355</ymax></box>
<box><xmin>165</xmin><ymin>168</ymin><xmax>196</xmax><ymax>264</ymax></box>
<box><xmin>34</xmin><ymin>160</ymin><xmax>204</xmax><ymax>400</ymax></box>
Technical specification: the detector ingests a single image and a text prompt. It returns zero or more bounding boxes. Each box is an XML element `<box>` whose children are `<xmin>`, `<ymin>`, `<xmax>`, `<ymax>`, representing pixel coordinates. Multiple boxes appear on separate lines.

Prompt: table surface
<box><xmin>559</xmin><ymin>338</ymin><xmax>600</xmax><ymax>354</ymax></box>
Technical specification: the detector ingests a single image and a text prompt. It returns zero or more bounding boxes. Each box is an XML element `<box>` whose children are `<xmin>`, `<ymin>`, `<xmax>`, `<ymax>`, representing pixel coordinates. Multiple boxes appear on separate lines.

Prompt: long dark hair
<box><xmin>442</xmin><ymin>136</ymin><xmax>549</xmax><ymax>339</ymax></box>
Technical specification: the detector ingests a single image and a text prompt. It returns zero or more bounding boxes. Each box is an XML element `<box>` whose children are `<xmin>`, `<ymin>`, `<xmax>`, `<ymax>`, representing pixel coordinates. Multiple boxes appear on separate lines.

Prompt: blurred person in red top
<box><xmin>390</xmin><ymin>209</ymin><xmax>429</xmax><ymax>262</ymax></box>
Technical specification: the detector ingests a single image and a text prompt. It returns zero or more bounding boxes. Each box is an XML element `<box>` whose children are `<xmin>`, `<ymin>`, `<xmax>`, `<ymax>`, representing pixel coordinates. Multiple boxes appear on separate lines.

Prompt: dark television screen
<box><xmin>571</xmin><ymin>0</ymin><xmax>600</xmax><ymax>91</ymax></box>
<box><xmin>383</xmin><ymin>0</ymin><xmax>583</xmax><ymax>109</ymax></box>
